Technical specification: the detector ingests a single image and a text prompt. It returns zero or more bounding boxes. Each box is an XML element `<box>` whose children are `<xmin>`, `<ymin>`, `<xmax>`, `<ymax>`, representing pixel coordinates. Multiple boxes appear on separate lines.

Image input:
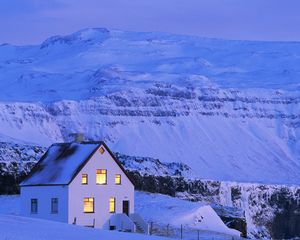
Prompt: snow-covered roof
<box><xmin>20</xmin><ymin>141</ymin><xmax>134</xmax><ymax>186</ymax></box>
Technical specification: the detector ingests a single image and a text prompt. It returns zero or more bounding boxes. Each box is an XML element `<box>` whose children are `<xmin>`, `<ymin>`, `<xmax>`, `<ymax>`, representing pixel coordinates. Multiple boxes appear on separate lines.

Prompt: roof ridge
<box><xmin>51</xmin><ymin>141</ymin><xmax>104</xmax><ymax>145</ymax></box>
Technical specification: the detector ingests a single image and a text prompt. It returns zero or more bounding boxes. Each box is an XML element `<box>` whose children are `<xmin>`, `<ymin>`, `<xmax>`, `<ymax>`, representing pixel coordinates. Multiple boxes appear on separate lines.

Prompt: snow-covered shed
<box><xmin>20</xmin><ymin>141</ymin><xmax>146</xmax><ymax>232</ymax></box>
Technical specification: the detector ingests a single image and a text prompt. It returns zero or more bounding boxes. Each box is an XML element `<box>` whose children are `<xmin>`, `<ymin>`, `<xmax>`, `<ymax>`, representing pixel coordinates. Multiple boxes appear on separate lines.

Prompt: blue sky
<box><xmin>1</xmin><ymin>0</ymin><xmax>300</xmax><ymax>45</ymax></box>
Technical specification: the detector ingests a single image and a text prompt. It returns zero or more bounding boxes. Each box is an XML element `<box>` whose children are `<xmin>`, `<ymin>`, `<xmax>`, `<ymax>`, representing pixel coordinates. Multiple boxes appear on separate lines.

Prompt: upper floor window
<box><xmin>109</xmin><ymin>197</ymin><xmax>116</xmax><ymax>213</ymax></box>
<box><xmin>31</xmin><ymin>198</ymin><xmax>38</xmax><ymax>214</ymax></box>
<box><xmin>96</xmin><ymin>169</ymin><xmax>107</xmax><ymax>184</ymax></box>
<box><xmin>51</xmin><ymin>198</ymin><xmax>58</xmax><ymax>214</ymax></box>
<box><xmin>84</xmin><ymin>197</ymin><xmax>94</xmax><ymax>213</ymax></box>
<box><xmin>82</xmin><ymin>174</ymin><xmax>88</xmax><ymax>185</ymax></box>
<box><xmin>115</xmin><ymin>174</ymin><xmax>121</xmax><ymax>185</ymax></box>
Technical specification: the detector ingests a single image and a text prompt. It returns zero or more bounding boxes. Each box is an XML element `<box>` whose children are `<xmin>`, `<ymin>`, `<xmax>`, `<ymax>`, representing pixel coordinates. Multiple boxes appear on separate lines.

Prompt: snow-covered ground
<box><xmin>0</xmin><ymin>192</ymin><xmax>242</xmax><ymax>240</ymax></box>
<box><xmin>0</xmin><ymin>214</ymin><xmax>172</xmax><ymax>240</ymax></box>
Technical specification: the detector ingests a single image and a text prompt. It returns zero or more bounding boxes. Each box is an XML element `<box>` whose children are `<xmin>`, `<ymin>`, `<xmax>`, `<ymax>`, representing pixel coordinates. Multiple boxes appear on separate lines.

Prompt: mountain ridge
<box><xmin>0</xmin><ymin>28</ymin><xmax>299</xmax><ymax>185</ymax></box>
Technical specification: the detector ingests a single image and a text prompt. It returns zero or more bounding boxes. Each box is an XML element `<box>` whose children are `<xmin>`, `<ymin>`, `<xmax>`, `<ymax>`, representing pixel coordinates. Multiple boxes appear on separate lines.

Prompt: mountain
<box><xmin>0</xmin><ymin>28</ymin><xmax>300</xmax><ymax>185</ymax></box>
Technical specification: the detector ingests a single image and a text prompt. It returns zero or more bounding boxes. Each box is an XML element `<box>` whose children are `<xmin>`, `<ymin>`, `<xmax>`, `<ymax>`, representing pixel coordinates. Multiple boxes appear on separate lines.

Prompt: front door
<box><xmin>122</xmin><ymin>200</ymin><xmax>129</xmax><ymax>216</ymax></box>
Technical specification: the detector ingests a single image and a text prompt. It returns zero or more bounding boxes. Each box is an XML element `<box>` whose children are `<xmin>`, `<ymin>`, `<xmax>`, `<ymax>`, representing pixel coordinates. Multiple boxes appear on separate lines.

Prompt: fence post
<box><xmin>150</xmin><ymin>222</ymin><xmax>153</xmax><ymax>235</ymax></box>
<box><xmin>180</xmin><ymin>224</ymin><xmax>183</xmax><ymax>239</ymax></box>
<box><xmin>167</xmin><ymin>224</ymin><xmax>169</xmax><ymax>236</ymax></box>
<box><xmin>93</xmin><ymin>218</ymin><xmax>95</xmax><ymax>228</ymax></box>
<box><xmin>197</xmin><ymin>230</ymin><xmax>199</xmax><ymax>240</ymax></box>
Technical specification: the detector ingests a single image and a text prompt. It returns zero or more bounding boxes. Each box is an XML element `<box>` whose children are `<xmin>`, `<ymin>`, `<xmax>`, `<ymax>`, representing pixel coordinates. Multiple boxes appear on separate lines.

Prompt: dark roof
<box><xmin>20</xmin><ymin>141</ymin><xmax>135</xmax><ymax>187</ymax></box>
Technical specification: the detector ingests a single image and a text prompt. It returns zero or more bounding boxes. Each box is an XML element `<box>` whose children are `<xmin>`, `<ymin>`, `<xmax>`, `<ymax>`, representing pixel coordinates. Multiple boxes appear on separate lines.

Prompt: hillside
<box><xmin>0</xmin><ymin>28</ymin><xmax>299</xmax><ymax>184</ymax></box>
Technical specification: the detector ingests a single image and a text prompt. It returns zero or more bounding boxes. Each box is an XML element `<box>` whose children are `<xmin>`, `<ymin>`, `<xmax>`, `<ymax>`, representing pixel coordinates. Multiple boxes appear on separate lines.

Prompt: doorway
<box><xmin>122</xmin><ymin>200</ymin><xmax>129</xmax><ymax>216</ymax></box>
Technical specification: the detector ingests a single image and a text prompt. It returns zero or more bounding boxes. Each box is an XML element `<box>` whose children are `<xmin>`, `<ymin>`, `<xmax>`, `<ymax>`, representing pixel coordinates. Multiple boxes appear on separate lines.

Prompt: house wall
<box><xmin>20</xmin><ymin>185</ymin><xmax>68</xmax><ymax>222</ymax></box>
<box><xmin>68</xmin><ymin>145</ymin><xmax>135</xmax><ymax>228</ymax></box>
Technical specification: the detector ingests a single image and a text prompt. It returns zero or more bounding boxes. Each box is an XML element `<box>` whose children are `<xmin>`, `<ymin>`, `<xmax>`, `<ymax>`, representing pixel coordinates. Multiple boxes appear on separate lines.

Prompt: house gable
<box><xmin>67</xmin><ymin>142</ymin><xmax>135</xmax><ymax>227</ymax></box>
<box><xmin>68</xmin><ymin>142</ymin><xmax>135</xmax><ymax>186</ymax></box>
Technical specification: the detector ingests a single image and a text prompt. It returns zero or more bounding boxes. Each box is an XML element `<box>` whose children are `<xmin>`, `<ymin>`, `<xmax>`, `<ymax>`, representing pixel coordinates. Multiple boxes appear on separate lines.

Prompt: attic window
<box><xmin>82</xmin><ymin>174</ymin><xmax>88</xmax><ymax>185</ymax></box>
<box><xmin>109</xmin><ymin>197</ymin><xmax>116</xmax><ymax>213</ymax></box>
<box><xmin>96</xmin><ymin>169</ymin><xmax>107</xmax><ymax>184</ymax></box>
<box><xmin>84</xmin><ymin>197</ymin><xmax>94</xmax><ymax>213</ymax></box>
<box><xmin>115</xmin><ymin>174</ymin><xmax>121</xmax><ymax>185</ymax></box>
<box><xmin>99</xmin><ymin>146</ymin><xmax>105</xmax><ymax>154</ymax></box>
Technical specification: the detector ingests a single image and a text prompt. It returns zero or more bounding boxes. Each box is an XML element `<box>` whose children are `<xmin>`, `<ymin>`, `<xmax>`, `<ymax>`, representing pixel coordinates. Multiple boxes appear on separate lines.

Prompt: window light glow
<box><xmin>115</xmin><ymin>174</ymin><xmax>121</xmax><ymax>185</ymax></box>
<box><xmin>99</xmin><ymin>147</ymin><xmax>105</xmax><ymax>154</ymax></box>
<box><xmin>82</xmin><ymin>174</ymin><xmax>88</xmax><ymax>185</ymax></box>
<box><xmin>109</xmin><ymin>197</ymin><xmax>115</xmax><ymax>213</ymax></box>
<box><xmin>84</xmin><ymin>197</ymin><xmax>94</xmax><ymax>213</ymax></box>
<box><xmin>96</xmin><ymin>169</ymin><xmax>107</xmax><ymax>184</ymax></box>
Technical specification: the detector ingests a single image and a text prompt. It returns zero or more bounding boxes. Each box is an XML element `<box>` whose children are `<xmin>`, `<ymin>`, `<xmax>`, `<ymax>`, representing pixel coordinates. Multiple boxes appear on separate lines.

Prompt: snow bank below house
<box><xmin>0</xmin><ymin>193</ymin><xmax>241</xmax><ymax>239</ymax></box>
<box><xmin>0</xmin><ymin>214</ymin><xmax>172</xmax><ymax>240</ymax></box>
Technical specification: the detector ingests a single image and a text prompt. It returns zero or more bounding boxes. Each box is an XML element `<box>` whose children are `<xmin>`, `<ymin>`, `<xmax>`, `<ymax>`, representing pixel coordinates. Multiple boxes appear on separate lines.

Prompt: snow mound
<box><xmin>179</xmin><ymin>205</ymin><xmax>241</xmax><ymax>236</ymax></box>
<box><xmin>135</xmin><ymin>192</ymin><xmax>240</xmax><ymax>237</ymax></box>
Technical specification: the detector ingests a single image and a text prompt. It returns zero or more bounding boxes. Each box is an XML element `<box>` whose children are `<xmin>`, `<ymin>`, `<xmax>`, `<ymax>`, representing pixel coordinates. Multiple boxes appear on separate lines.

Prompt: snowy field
<box><xmin>0</xmin><ymin>192</ymin><xmax>243</xmax><ymax>240</ymax></box>
<box><xmin>0</xmin><ymin>214</ymin><xmax>171</xmax><ymax>240</ymax></box>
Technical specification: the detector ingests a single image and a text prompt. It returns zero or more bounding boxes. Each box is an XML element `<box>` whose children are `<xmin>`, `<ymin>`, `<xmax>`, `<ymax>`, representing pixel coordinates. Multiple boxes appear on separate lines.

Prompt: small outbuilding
<box><xmin>20</xmin><ymin>141</ymin><xmax>147</xmax><ymax>233</ymax></box>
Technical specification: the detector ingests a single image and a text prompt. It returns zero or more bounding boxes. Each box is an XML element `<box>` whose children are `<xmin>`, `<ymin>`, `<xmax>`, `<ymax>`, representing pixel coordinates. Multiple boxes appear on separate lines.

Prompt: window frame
<box><xmin>115</xmin><ymin>174</ymin><xmax>121</xmax><ymax>185</ymax></box>
<box><xmin>31</xmin><ymin>198</ymin><xmax>38</xmax><ymax>214</ymax></box>
<box><xmin>109</xmin><ymin>197</ymin><xmax>116</xmax><ymax>213</ymax></box>
<box><xmin>82</xmin><ymin>173</ymin><xmax>88</xmax><ymax>185</ymax></box>
<box><xmin>83</xmin><ymin>197</ymin><xmax>95</xmax><ymax>213</ymax></box>
<box><xmin>51</xmin><ymin>198</ymin><xmax>58</xmax><ymax>214</ymax></box>
<box><xmin>96</xmin><ymin>169</ymin><xmax>107</xmax><ymax>185</ymax></box>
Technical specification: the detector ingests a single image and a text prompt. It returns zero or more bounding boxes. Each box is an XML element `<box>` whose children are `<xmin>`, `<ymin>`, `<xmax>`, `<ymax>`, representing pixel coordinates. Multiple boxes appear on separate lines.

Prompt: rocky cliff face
<box><xmin>0</xmin><ymin>85</ymin><xmax>299</xmax><ymax>184</ymax></box>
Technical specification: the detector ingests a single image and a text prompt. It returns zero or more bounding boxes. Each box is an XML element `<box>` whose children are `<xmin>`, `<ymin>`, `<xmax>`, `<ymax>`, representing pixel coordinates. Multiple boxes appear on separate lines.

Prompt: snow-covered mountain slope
<box><xmin>0</xmin><ymin>28</ymin><xmax>300</xmax><ymax>184</ymax></box>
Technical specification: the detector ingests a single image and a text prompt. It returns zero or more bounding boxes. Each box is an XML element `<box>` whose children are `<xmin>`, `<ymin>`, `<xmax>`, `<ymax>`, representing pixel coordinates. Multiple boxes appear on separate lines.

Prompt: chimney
<box><xmin>69</xmin><ymin>133</ymin><xmax>84</xmax><ymax>143</ymax></box>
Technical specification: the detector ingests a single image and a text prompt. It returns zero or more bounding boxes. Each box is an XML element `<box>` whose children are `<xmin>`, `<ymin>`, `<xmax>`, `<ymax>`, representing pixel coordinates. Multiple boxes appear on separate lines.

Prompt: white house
<box><xmin>20</xmin><ymin>141</ymin><xmax>148</xmax><ymax>233</ymax></box>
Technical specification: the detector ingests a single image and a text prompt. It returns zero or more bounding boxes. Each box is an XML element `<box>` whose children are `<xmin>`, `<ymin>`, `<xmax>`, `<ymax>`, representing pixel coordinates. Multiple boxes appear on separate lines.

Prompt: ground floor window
<box><xmin>84</xmin><ymin>197</ymin><xmax>94</xmax><ymax>213</ymax></box>
<box><xmin>51</xmin><ymin>198</ymin><xmax>58</xmax><ymax>214</ymax></box>
<box><xmin>31</xmin><ymin>198</ymin><xmax>38</xmax><ymax>214</ymax></box>
<box><xmin>109</xmin><ymin>197</ymin><xmax>115</xmax><ymax>213</ymax></box>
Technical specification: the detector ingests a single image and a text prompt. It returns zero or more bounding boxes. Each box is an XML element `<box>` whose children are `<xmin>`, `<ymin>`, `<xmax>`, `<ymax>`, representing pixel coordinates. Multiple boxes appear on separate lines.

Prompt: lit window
<box><xmin>115</xmin><ymin>174</ymin><xmax>121</xmax><ymax>185</ymax></box>
<box><xmin>109</xmin><ymin>197</ymin><xmax>115</xmax><ymax>213</ymax></box>
<box><xmin>84</xmin><ymin>198</ymin><xmax>94</xmax><ymax>213</ymax></box>
<box><xmin>31</xmin><ymin>199</ymin><xmax>38</xmax><ymax>214</ymax></box>
<box><xmin>82</xmin><ymin>174</ymin><xmax>88</xmax><ymax>185</ymax></box>
<box><xmin>51</xmin><ymin>198</ymin><xmax>58</xmax><ymax>214</ymax></box>
<box><xmin>99</xmin><ymin>147</ymin><xmax>105</xmax><ymax>154</ymax></box>
<box><xmin>96</xmin><ymin>169</ymin><xmax>107</xmax><ymax>184</ymax></box>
